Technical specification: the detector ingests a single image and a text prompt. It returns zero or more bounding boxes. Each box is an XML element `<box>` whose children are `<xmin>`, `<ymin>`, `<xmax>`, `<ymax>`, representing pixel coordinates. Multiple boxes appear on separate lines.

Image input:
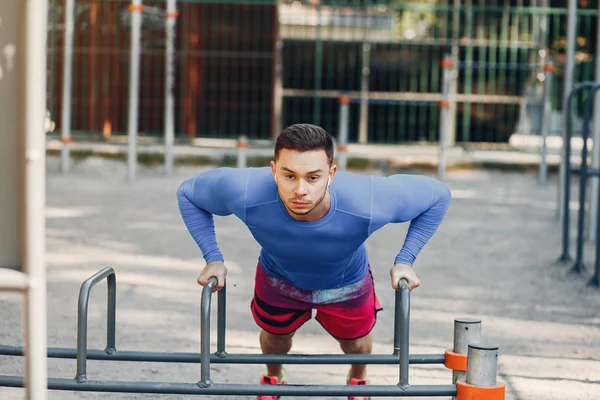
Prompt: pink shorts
<box><xmin>250</xmin><ymin>262</ymin><xmax>382</xmax><ymax>340</ymax></box>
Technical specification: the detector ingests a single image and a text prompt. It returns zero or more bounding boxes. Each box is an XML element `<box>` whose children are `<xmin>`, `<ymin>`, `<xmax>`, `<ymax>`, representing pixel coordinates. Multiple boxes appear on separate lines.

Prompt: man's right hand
<box><xmin>197</xmin><ymin>260</ymin><xmax>227</xmax><ymax>292</ymax></box>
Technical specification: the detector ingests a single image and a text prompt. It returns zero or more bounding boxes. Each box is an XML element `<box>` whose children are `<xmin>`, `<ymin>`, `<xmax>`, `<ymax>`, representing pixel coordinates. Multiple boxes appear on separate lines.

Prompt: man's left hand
<box><xmin>390</xmin><ymin>263</ymin><xmax>421</xmax><ymax>291</ymax></box>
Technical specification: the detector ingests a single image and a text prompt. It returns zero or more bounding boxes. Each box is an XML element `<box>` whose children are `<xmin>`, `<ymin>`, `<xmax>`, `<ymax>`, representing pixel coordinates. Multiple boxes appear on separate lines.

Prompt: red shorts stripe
<box><xmin>251</xmin><ymin>262</ymin><xmax>382</xmax><ymax>340</ymax></box>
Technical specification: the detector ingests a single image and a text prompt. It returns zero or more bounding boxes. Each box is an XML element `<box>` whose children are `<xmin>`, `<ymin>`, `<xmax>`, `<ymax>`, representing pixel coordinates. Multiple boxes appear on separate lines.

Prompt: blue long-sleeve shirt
<box><xmin>177</xmin><ymin>167</ymin><xmax>451</xmax><ymax>291</ymax></box>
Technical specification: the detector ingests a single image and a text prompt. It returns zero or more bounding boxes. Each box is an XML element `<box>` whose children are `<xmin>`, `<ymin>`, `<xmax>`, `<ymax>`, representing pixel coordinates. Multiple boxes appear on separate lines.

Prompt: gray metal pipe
<box><xmin>465</xmin><ymin>344</ymin><xmax>499</xmax><ymax>387</ymax></box>
<box><xmin>76</xmin><ymin>267</ymin><xmax>117</xmax><ymax>383</ymax></box>
<box><xmin>199</xmin><ymin>277</ymin><xmax>217</xmax><ymax>387</ymax></box>
<box><xmin>539</xmin><ymin>60</ymin><xmax>554</xmax><ymax>186</ymax></box>
<box><xmin>558</xmin><ymin>0</ymin><xmax>578</xmax><ymax>221</ymax></box>
<box><xmin>60</xmin><ymin>0</ymin><xmax>74</xmax><ymax>174</ymax></box>
<box><xmin>0</xmin><ymin>375</ymin><xmax>457</xmax><ymax>397</ymax></box>
<box><xmin>572</xmin><ymin>85</ymin><xmax>600</xmax><ymax>274</ymax></box>
<box><xmin>163</xmin><ymin>0</ymin><xmax>177</xmax><ymax>175</ymax></box>
<box><xmin>397</xmin><ymin>278</ymin><xmax>410</xmax><ymax>389</ymax></box>
<box><xmin>451</xmin><ymin>318</ymin><xmax>481</xmax><ymax>399</ymax></box>
<box><xmin>127</xmin><ymin>0</ymin><xmax>143</xmax><ymax>182</ymax></box>
<box><xmin>0</xmin><ymin>345</ymin><xmax>444</xmax><ymax>365</ymax></box>
<box><xmin>337</xmin><ymin>97</ymin><xmax>350</xmax><ymax>171</ymax></box>
<box><xmin>216</xmin><ymin>285</ymin><xmax>227</xmax><ymax>356</ymax></box>
<box><xmin>438</xmin><ymin>55</ymin><xmax>452</xmax><ymax>181</ymax></box>
<box><xmin>559</xmin><ymin>82</ymin><xmax>600</xmax><ymax>263</ymax></box>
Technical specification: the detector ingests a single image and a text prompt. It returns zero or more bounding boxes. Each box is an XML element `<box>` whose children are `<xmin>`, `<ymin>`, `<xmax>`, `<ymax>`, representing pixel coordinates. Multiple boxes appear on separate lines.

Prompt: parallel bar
<box><xmin>76</xmin><ymin>267</ymin><xmax>117</xmax><ymax>383</ymax></box>
<box><xmin>398</xmin><ymin>278</ymin><xmax>410</xmax><ymax>389</ymax></box>
<box><xmin>216</xmin><ymin>285</ymin><xmax>227</xmax><ymax>356</ymax></box>
<box><xmin>0</xmin><ymin>376</ymin><xmax>457</xmax><ymax>397</ymax></box>
<box><xmin>0</xmin><ymin>346</ymin><xmax>445</xmax><ymax>365</ymax></box>
<box><xmin>199</xmin><ymin>278</ymin><xmax>216</xmax><ymax>387</ymax></box>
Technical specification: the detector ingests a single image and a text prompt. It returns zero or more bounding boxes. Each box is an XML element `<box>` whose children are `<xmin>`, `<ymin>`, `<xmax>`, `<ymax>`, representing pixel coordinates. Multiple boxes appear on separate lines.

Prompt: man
<box><xmin>177</xmin><ymin>124</ymin><xmax>451</xmax><ymax>400</ymax></box>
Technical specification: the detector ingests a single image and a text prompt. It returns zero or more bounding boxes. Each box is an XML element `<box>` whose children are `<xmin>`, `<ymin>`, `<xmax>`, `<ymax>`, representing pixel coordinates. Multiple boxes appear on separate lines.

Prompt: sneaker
<box><xmin>347</xmin><ymin>374</ymin><xmax>370</xmax><ymax>400</ymax></box>
<box><xmin>256</xmin><ymin>371</ymin><xmax>287</xmax><ymax>400</ymax></box>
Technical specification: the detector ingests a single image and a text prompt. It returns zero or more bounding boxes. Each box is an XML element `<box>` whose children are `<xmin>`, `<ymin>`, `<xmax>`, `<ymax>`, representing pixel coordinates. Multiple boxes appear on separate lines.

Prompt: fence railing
<box><xmin>45</xmin><ymin>0</ymin><xmax>599</xmax><ymax>144</ymax></box>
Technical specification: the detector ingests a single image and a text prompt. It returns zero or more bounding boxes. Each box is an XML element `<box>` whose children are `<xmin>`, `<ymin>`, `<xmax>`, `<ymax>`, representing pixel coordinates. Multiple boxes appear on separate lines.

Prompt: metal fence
<box><xmin>45</xmin><ymin>0</ymin><xmax>599</xmax><ymax>144</ymax></box>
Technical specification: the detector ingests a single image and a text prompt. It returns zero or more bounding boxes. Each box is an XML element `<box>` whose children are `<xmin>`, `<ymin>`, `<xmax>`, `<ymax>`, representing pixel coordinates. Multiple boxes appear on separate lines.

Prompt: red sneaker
<box><xmin>347</xmin><ymin>376</ymin><xmax>370</xmax><ymax>400</ymax></box>
<box><xmin>256</xmin><ymin>373</ymin><xmax>287</xmax><ymax>400</ymax></box>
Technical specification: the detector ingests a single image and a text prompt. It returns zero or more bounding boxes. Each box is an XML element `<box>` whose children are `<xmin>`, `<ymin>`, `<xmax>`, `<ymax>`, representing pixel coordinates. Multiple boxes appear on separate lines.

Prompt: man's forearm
<box><xmin>394</xmin><ymin>190</ymin><xmax>450</xmax><ymax>266</ymax></box>
<box><xmin>177</xmin><ymin>180</ymin><xmax>224</xmax><ymax>263</ymax></box>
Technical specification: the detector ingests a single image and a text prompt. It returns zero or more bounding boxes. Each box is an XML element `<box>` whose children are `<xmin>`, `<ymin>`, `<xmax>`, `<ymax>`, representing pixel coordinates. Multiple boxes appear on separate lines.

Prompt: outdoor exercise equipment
<box><xmin>558</xmin><ymin>81</ymin><xmax>600</xmax><ymax>288</ymax></box>
<box><xmin>0</xmin><ymin>267</ymin><xmax>506</xmax><ymax>398</ymax></box>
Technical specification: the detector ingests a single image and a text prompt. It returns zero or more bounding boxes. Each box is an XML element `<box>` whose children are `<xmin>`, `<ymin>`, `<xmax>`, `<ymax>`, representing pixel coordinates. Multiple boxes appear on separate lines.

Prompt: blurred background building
<box><xmin>44</xmin><ymin>0</ymin><xmax>598</xmax><ymax>145</ymax></box>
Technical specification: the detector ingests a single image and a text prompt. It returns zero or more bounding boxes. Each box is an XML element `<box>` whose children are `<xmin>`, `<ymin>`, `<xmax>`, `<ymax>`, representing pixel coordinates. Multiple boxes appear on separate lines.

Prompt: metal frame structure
<box><xmin>1</xmin><ymin>267</ymin><xmax>505</xmax><ymax>398</ymax></box>
<box><xmin>0</xmin><ymin>0</ymin><xmax>49</xmax><ymax>398</ymax></box>
<box><xmin>558</xmin><ymin>81</ymin><xmax>600</xmax><ymax>288</ymax></box>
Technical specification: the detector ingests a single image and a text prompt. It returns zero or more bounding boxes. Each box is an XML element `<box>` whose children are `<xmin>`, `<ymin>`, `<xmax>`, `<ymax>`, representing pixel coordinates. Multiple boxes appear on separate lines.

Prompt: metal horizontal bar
<box><xmin>570</xmin><ymin>167</ymin><xmax>600</xmax><ymax>176</ymax></box>
<box><xmin>282</xmin><ymin>89</ymin><xmax>522</xmax><ymax>104</ymax></box>
<box><xmin>0</xmin><ymin>375</ymin><xmax>457</xmax><ymax>397</ymax></box>
<box><xmin>0</xmin><ymin>268</ymin><xmax>29</xmax><ymax>291</ymax></box>
<box><xmin>0</xmin><ymin>346</ymin><xmax>445</xmax><ymax>365</ymax></box>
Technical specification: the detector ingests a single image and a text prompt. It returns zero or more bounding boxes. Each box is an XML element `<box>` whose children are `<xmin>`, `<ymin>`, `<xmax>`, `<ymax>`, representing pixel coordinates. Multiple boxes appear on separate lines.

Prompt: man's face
<box><xmin>270</xmin><ymin>148</ymin><xmax>336</xmax><ymax>221</ymax></box>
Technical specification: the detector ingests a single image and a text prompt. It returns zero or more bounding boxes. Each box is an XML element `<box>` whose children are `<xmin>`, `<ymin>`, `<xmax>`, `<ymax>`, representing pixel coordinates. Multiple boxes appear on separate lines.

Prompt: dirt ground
<box><xmin>1</xmin><ymin>155</ymin><xmax>600</xmax><ymax>400</ymax></box>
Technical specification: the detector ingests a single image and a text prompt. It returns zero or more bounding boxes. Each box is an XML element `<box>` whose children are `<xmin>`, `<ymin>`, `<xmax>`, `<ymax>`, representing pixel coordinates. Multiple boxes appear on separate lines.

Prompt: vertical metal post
<box><xmin>559</xmin><ymin>85</ymin><xmax>593</xmax><ymax>264</ymax></box>
<box><xmin>558</xmin><ymin>0</ymin><xmax>578</xmax><ymax>220</ymax></box>
<box><xmin>60</xmin><ymin>0</ymin><xmax>74</xmax><ymax>174</ymax></box>
<box><xmin>271</xmin><ymin>3</ymin><xmax>283</xmax><ymax>139</ymax></box>
<box><xmin>313</xmin><ymin>2</ymin><xmax>322</xmax><ymax>126</ymax></box>
<box><xmin>560</xmin><ymin>87</ymin><xmax>580</xmax><ymax>263</ymax></box>
<box><xmin>592</xmin><ymin>199</ymin><xmax>600</xmax><ymax>286</ymax></box>
<box><xmin>337</xmin><ymin>96</ymin><xmax>350</xmax><ymax>170</ymax></box>
<box><xmin>127</xmin><ymin>0</ymin><xmax>143</xmax><ymax>183</ymax></box>
<box><xmin>447</xmin><ymin>0</ymin><xmax>461</xmax><ymax>147</ymax></box>
<box><xmin>539</xmin><ymin>60</ymin><xmax>554</xmax><ymax>186</ymax></box>
<box><xmin>358</xmin><ymin>42</ymin><xmax>371</xmax><ymax>144</ymax></box>
<box><xmin>588</xmin><ymin>0</ymin><xmax>600</xmax><ymax>241</ymax></box>
<box><xmin>22</xmin><ymin>0</ymin><xmax>49</xmax><ymax>397</ymax></box>
<box><xmin>198</xmin><ymin>278</ymin><xmax>216</xmax><ymax>388</ymax></box>
<box><xmin>236</xmin><ymin>135</ymin><xmax>248</xmax><ymax>169</ymax></box>
<box><xmin>452</xmin><ymin>318</ymin><xmax>481</xmax><ymax>400</ymax></box>
<box><xmin>75</xmin><ymin>268</ymin><xmax>117</xmax><ymax>382</ymax></box>
<box><xmin>106</xmin><ymin>272</ymin><xmax>117</xmax><ymax>354</ymax></box>
<box><xmin>438</xmin><ymin>56</ymin><xmax>452</xmax><ymax>181</ymax></box>
<box><xmin>272</xmin><ymin>38</ymin><xmax>283</xmax><ymax>139</ymax></box>
<box><xmin>216</xmin><ymin>285</ymin><xmax>227</xmax><ymax>356</ymax></box>
<box><xmin>465</xmin><ymin>344</ymin><xmax>499</xmax><ymax>387</ymax></box>
<box><xmin>572</xmin><ymin>87</ymin><xmax>600</xmax><ymax>274</ymax></box>
<box><xmin>164</xmin><ymin>0</ymin><xmax>177</xmax><ymax>175</ymax></box>
<box><xmin>397</xmin><ymin>279</ymin><xmax>410</xmax><ymax>389</ymax></box>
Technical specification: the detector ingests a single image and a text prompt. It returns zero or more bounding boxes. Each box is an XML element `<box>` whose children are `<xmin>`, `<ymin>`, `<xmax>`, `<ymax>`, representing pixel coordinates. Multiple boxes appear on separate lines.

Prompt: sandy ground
<box><xmin>1</xmin><ymin>155</ymin><xmax>600</xmax><ymax>400</ymax></box>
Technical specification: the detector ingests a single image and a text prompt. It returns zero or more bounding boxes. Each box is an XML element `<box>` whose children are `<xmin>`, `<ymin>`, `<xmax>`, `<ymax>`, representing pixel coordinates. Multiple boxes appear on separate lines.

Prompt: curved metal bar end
<box><xmin>398</xmin><ymin>278</ymin><xmax>409</xmax><ymax>290</ymax></box>
<box><xmin>202</xmin><ymin>277</ymin><xmax>218</xmax><ymax>294</ymax></box>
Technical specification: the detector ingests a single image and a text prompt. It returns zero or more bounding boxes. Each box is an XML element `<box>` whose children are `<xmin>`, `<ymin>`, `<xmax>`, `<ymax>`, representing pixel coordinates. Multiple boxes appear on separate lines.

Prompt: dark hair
<box><xmin>274</xmin><ymin>124</ymin><xmax>334</xmax><ymax>165</ymax></box>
